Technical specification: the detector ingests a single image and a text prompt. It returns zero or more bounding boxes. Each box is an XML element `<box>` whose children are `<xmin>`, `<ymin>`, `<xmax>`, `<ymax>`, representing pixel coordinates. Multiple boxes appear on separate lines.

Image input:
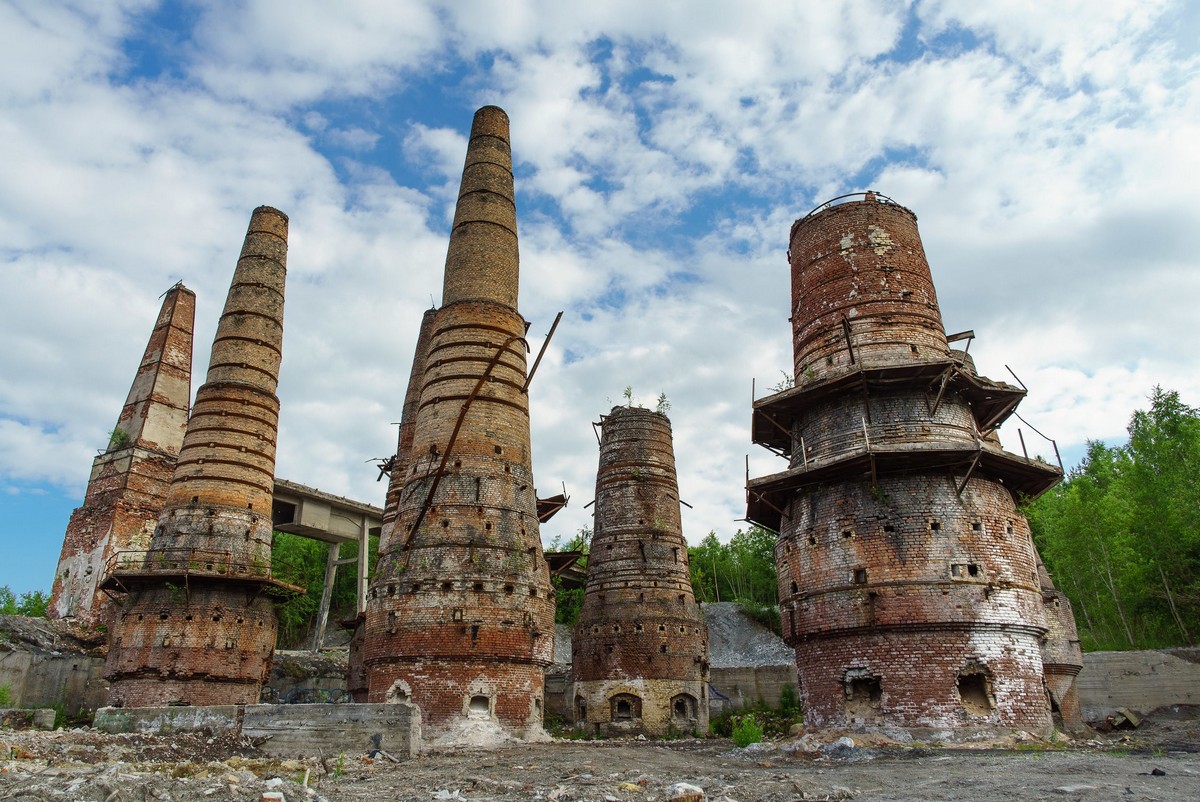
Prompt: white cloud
<box><xmin>190</xmin><ymin>0</ymin><xmax>445</xmax><ymax>108</ymax></box>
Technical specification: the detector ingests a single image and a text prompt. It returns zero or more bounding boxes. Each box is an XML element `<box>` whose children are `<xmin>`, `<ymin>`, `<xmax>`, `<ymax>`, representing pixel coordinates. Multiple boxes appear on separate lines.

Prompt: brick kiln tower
<box><xmin>103</xmin><ymin>206</ymin><xmax>298</xmax><ymax>707</ymax></box>
<box><xmin>379</xmin><ymin>308</ymin><xmax>439</xmax><ymax>554</ymax></box>
<box><xmin>747</xmin><ymin>192</ymin><xmax>1065</xmax><ymax>733</ymax></box>
<box><xmin>363</xmin><ymin>106</ymin><xmax>555</xmax><ymax>740</ymax></box>
<box><xmin>50</xmin><ymin>283</ymin><xmax>195</xmax><ymax>627</ymax></box>
<box><xmin>346</xmin><ymin>307</ymin><xmax>439</xmax><ymax>703</ymax></box>
<box><xmin>572</xmin><ymin>406</ymin><xmax>709</xmax><ymax>736</ymax></box>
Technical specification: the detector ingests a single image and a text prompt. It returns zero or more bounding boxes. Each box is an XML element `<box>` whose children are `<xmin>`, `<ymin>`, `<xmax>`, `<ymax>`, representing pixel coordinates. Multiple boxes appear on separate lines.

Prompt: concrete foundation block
<box><xmin>94</xmin><ymin>705</ymin><xmax>242</xmax><ymax>735</ymax></box>
<box><xmin>0</xmin><ymin>708</ymin><xmax>57</xmax><ymax>730</ymax></box>
<box><xmin>242</xmin><ymin>703</ymin><xmax>421</xmax><ymax>758</ymax></box>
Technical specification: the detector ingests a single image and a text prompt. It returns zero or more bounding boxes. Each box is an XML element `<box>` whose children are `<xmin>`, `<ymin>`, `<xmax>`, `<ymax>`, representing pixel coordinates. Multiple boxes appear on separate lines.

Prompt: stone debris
<box><xmin>703</xmin><ymin>603</ymin><xmax>796</xmax><ymax>669</ymax></box>
<box><xmin>667</xmin><ymin>780</ymin><xmax>706</xmax><ymax>801</ymax></box>
<box><xmin>0</xmin><ymin>697</ymin><xmax>1198</xmax><ymax>801</ymax></box>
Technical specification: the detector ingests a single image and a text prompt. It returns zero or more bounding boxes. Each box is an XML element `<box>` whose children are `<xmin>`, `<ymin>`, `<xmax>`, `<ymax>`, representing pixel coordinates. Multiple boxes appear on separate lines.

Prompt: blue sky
<box><xmin>2</xmin><ymin>0</ymin><xmax>1198</xmax><ymax>596</ymax></box>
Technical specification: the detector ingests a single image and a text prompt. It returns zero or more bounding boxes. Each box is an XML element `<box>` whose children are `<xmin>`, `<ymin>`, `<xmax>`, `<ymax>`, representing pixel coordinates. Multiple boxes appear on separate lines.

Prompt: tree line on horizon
<box><xmin>1026</xmin><ymin>387</ymin><xmax>1199</xmax><ymax>652</ymax></box>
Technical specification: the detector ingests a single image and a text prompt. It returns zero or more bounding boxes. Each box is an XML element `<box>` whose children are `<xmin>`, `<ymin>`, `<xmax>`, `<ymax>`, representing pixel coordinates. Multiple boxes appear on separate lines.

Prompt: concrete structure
<box><xmin>704</xmin><ymin>602</ymin><xmax>798</xmax><ymax>714</ymax></box>
<box><xmin>572</xmin><ymin>406</ymin><xmax>709</xmax><ymax>736</ymax></box>
<box><xmin>272</xmin><ymin>477</ymin><xmax>378</xmax><ymax>650</ymax></box>
<box><xmin>49</xmin><ymin>283</ymin><xmax>195</xmax><ymax>627</ymax></box>
<box><xmin>363</xmin><ymin>107</ymin><xmax>555</xmax><ymax>740</ymax></box>
<box><xmin>748</xmin><ymin>193</ymin><xmax>1065</xmax><ymax>734</ymax></box>
<box><xmin>103</xmin><ymin>206</ymin><xmax>300</xmax><ymax>707</ymax></box>
<box><xmin>1075</xmin><ymin>647</ymin><xmax>1200</xmax><ymax>723</ymax></box>
<box><xmin>94</xmin><ymin>702</ymin><xmax>421</xmax><ymax>758</ymax></box>
<box><xmin>0</xmin><ymin>615</ymin><xmax>109</xmax><ymax>716</ymax></box>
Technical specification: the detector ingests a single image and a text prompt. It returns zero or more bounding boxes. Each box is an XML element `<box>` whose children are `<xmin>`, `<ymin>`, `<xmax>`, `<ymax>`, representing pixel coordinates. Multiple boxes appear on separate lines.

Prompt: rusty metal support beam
<box><xmin>408</xmin><ymin>333</ymin><xmax>528</xmax><ymax>544</ymax></box>
<box><xmin>760</xmin><ymin>411</ymin><xmax>791</xmax><ymax>440</ymax></box>
<box><xmin>521</xmin><ymin>311</ymin><xmax>562</xmax><ymax>393</ymax></box>
<box><xmin>749</xmin><ymin>489</ymin><xmax>786</xmax><ymax>518</ymax></box>
<box><xmin>957</xmin><ymin>451</ymin><xmax>982</xmax><ymax>496</ymax></box>
<box><xmin>929</xmin><ymin>366</ymin><xmax>955</xmax><ymax>416</ymax></box>
<box><xmin>841</xmin><ymin>316</ymin><xmax>857</xmax><ymax>365</ymax></box>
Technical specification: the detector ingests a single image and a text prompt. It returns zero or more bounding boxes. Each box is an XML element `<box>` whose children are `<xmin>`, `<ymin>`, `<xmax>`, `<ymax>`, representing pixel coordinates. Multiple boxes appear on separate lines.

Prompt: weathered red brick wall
<box><xmin>50</xmin><ymin>283</ymin><xmax>195</xmax><ymax>627</ymax></box>
<box><xmin>572</xmin><ymin>406</ymin><xmax>709</xmax><ymax>736</ymax></box>
<box><xmin>105</xmin><ymin>207</ymin><xmax>289</xmax><ymax>707</ymax></box>
<box><xmin>794</xmin><ymin>629</ymin><xmax>1050</xmax><ymax>730</ymax></box>
<box><xmin>759</xmin><ymin>194</ymin><xmax>1061</xmax><ymax>734</ymax></box>
<box><xmin>105</xmin><ymin>585</ymin><xmax>277</xmax><ymax>706</ymax></box>
<box><xmin>789</xmin><ymin>196</ymin><xmax>948</xmax><ymax>382</ymax></box>
<box><xmin>364</xmin><ymin>107</ymin><xmax>554</xmax><ymax>740</ymax></box>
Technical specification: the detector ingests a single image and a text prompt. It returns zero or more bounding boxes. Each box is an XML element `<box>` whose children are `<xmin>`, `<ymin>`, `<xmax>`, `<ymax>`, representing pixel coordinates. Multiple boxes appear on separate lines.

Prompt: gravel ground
<box><xmin>1</xmin><ymin>711</ymin><xmax>1196</xmax><ymax>802</ymax></box>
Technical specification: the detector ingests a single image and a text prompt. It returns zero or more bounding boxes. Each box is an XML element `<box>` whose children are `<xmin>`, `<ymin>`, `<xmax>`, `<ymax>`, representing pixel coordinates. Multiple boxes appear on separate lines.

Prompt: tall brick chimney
<box><xmin>49</xmin><ymin>283</ymin><xmax>195</xmax><ymax>627</ymax></box>
<box><xmin>748</xmin><ymin>193</ymin><xmax>1066</xmax><ymax>734</ymax></box>
<box><xmin>345</xmin><ymin>307</ymin><xmax>440</xmax><ymax>703</ymax></box>
<box><xmin>572</xmin><ymin>406</ymin><xmax>709</xmax><ymax>736</ymax></box>
<box><xmin>379</xmin><ymin>308</ymin><xmax>438</xmax><ymax>555</ymax></box>
<box><xmin>104</xmin><ymin>206</ymin><xmax>297</xmax><ymax>707</ymax></box>
<box><xmin>363</xmin><ymin>107</ymin><xmax>555</xmax><ymax>741</ymax></box>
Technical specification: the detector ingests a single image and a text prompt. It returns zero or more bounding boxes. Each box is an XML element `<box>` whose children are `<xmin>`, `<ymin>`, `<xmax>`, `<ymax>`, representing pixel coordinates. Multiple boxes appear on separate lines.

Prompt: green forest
<box><xmin>1026</xmin><ymin>387</ymin><xmax>1199</xmax><ymax>651</ymax></box>
<box><xmin>548</xmin><ymin>524</ymin><xmax>780</xmax><ymax>633</ymax></box>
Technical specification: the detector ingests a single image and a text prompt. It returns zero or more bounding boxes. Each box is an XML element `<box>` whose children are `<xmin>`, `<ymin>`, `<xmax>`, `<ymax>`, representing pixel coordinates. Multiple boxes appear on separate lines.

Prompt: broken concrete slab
<box><xmin>242</xmin><ymin>702</ymin><xmax>420</xmax><ymax>758</ymax></box>
<box><xmin>93</xmin><ymin>702</ymin><xmax>421</xmax><ymax>759</ymax></box>
<box><xmin>94</xmin><ymin>705</ymin><xmax>242</xmax><ymax>735</ymax></box>
<box><xmin>0</xmin><ymin>708</ymin><xmax>56</xmax><ymax>730</ymax></box>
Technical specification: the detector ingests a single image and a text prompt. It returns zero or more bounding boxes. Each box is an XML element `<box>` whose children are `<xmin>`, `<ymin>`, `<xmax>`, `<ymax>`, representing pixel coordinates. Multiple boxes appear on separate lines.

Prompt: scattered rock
<box><xmin>667</xmin><ymin>781</ymin><xmax>706</xmax><ymax>802</ymax></box>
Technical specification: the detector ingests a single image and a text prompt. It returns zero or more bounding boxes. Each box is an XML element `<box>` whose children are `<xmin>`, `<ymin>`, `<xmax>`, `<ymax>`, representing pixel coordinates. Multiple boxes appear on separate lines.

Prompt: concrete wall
<box><xmin>1076</xmin><ymin>648</ymin><xmax>1200</xmax><ymax>722</ymax></box>
<box><xmin>709</xmin><ymin>665</ymin><xmax>798</xmax><ymax>711</ymax></box>
<box><xmin>96</xmin><ymin>702</ymin><xmax>421</xmax><ymax>758</ymax></box>
<box><xmin>243</xmin><ymin>702</ymin><xmax>420</xmax><ymax>758</ymax></box>
<box><xmin>0</xmin><ymin>649</ymin><xmax>107</xmax><ymax>716</ymax></box>
<box><xmin>95</xmin><ymin>705</ymin><xmax>242</xmax><ymax>735</ymax></box>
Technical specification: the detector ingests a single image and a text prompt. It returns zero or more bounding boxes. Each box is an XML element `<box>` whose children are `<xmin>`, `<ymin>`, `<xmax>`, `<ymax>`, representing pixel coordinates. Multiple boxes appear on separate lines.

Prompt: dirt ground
<box><xmin>1</xmin><ymin>711</ymin><xmax>1196</xmax><ymax>802</ymax></box>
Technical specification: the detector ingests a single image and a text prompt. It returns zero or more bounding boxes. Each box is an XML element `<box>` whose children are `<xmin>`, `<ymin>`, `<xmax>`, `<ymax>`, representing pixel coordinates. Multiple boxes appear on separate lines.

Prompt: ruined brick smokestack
<box><xmin>364</xmin><ymin>107</ymin><xmax>554</xmax><ymax>740</ymax></box>
<box><xmin>104</xmin><ymin>206</ymin><xmax>296</xmax><ymax>707</ymax></box>
<box><xmin>50</xmin><ymin>283</ymin><xmax>195</xmax><ymax>626</ymax></box>
<box><xmin>748</xmin><ymin>193</ymin><xmax>1064</xmax><ymax>733</ymax></box>
<box><xmin>572</xmin><ymin>406</ymin><xmax>709</xmax><ymax>736</ymax></box>
<box><xmin>1037</xmin><ymin>554</ymin><xmax>1085</xmax><ymax>731</ymax></box>
<box><xmin>345</xmin><ymin>307</ymin><xmax>440</xmax><ymax>703</ymax></box>
<box><xmin>379</xmin><ymin>307</ymin><xmax>438</xmax><ymax>554</ymax></box>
